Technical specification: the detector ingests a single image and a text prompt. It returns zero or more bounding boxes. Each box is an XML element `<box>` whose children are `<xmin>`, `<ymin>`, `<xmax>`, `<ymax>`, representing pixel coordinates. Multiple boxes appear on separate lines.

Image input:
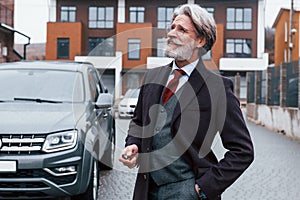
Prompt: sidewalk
<box><xmin>100</xmin><ymin>118</ymin><xmax>300</xmax><ymax>200</ymax></box>
<box><xmin>222</xmin><ymin>119</ymin><xmax>300</xmax><ymax>200</ymax></box>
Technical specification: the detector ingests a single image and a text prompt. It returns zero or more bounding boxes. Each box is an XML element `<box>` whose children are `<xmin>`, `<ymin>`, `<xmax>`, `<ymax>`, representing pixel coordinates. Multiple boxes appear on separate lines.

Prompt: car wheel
<box><xmin>71</xmin><ymin>159</ymin><xmax>99</xmax><ymax>200</ymax></box>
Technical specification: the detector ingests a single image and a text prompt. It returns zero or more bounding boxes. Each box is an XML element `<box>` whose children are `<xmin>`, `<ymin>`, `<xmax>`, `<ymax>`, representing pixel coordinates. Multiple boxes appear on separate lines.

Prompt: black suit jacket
<box><xmin>125</xmin><ymin>59</ymin><xmax>254</xmax><ymax>200</ymax></box>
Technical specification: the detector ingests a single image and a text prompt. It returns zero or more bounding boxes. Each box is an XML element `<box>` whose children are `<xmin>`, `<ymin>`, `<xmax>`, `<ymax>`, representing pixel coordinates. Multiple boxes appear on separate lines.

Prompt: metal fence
<box><xmin>286</xmin><ymin>62</ymin><xmax>299</xmax><ymax>107</ymax></box>
<box><xmin>247</xmin><ymin>60</ymin><xmax>299</xmax><ymax>108</ymax></box>
<box><xmin>269</xmin><ymin>67</ymin><xmax>280</xmax><ymax>106</ymax></box>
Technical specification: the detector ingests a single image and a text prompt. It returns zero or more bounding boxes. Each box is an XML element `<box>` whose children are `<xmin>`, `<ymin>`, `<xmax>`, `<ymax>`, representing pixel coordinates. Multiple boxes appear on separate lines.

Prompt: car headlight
<box><xmin>42</xmin><ymin>130</ymin><xmax>78</xmax><ymax>153</ymax></box>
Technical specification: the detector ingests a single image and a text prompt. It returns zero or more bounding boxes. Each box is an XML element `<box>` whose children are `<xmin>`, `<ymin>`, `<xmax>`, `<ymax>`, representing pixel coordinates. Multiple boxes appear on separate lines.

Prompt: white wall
<box><xmin>147</xmin><ymin>57</ymin><xmax>173</xmax><ymax>69</ymax></box>
<box><xmin>219</xmin><ymin>53</ymin><xmax>269</xmax><ymax>71</ymax></box>
<box><xmin>48</xmin><ymin>0</ymin><xmax>56</xmax><ymax>22</ymax></box>
<box><xmin>248</xmin><ymin>105</ymin><xmax>300</xmax><ymax>140</ymax></box>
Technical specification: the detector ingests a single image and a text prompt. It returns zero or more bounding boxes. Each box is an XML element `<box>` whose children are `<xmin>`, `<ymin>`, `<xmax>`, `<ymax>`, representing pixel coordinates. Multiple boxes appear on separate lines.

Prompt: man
<box><xmin>119</xmin><ymin>4</ymin><xmax>254</xmax><ymax>200</ymax></box>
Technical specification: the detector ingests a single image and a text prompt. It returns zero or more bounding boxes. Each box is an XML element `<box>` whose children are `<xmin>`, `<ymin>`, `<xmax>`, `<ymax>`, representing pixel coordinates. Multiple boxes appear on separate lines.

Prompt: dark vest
<box><xmin>149</xmin><ymin>87</ymin><xmax>194</xmax><ymax>186</ymax></box>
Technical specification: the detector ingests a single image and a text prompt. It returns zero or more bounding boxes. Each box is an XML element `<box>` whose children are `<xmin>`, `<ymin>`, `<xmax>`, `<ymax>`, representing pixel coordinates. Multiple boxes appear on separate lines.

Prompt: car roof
<box><xmin>0</xmin><ymin>61</ymin><xmax>94</xmax><ymax>72</ymax></box>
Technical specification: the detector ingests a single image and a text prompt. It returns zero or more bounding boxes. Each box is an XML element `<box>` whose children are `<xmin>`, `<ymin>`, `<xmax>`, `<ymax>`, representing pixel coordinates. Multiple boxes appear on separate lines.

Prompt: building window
<box><xmin>226</xmin><ymin>8</ymin><xmax>252</xmax><ymax>30</ymax></box>
<box><xmin>88</xmin><ymin>37</ymin><xmax>115</xmax><ymax>56</ymax></box>
<box><xmin>202</xmin><ymin>50</ymin><xmax>212</xmax><ymax>60</ymax></box>
<box><xmin>127</xmin><ymin>74</ymin><xmax>140</xmax><ymax>89</ymax></box>
<box><xmin>204</xmin><ymin>7</ymin><xmax>214</xmax><ymax>18</ymax></box>
<box><xmin>226</xmin><ymin>39</ymin><xmax>252</xmax><ymax>58</ymax></box>
<box><xmin>89</xmin><ymin>7</ymin><xmax>114</xmax><ymax>28</ymax></box>
<box><xmin>157</xmin><ymin>7</ymin><xmax>175</xmax><ymax>29</ymax></box>
<box><xmin>157</xmin><ymin>38</ymin><xmax>167</xmax><ymax>57</ymax></box>
<box><xmin>284</xmin><ymin>22</ymin><xmax>288</xmax><ymax>42</ymax></box>
<box><xmin>60</xmin><ymin>6</ymin><xmax>76</xmax><ymax>22</ymax></box>
<box><xmin>57</xmin><ymin>38</ymin><xmax>69</xmax><ymax>59</ymax></box>
<box><xmin>129</xmin><ymin>7</ymin><xmax>145</xmax><ymax>23</ymax></box>
<box><xmin>128</xmin><ymin>39</ymin><xmax>140</xmax><ymax>60</ymax></box>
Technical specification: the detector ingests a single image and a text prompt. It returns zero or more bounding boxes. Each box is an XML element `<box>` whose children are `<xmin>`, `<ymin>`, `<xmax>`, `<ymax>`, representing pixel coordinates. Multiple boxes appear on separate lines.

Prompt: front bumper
<box><xmin>0</xmin><ymin>143</ymin><xmax>92</xmax><ymax>199</ymax></box>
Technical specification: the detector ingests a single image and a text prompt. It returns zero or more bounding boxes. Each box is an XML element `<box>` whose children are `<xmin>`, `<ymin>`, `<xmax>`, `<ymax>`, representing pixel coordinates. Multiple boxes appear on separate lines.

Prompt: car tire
<box><xmin>70</xmin><ymin>159</ymin><xmax>99</xmax><ymax>200</ymax></box>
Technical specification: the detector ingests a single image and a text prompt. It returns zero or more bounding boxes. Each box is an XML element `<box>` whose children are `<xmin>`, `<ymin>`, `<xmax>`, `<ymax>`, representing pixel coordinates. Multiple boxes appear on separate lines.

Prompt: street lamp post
<box><xmin>289</xmin><ymin>0</ymin><xmax>294</xmax><ymax>62</ymax></box>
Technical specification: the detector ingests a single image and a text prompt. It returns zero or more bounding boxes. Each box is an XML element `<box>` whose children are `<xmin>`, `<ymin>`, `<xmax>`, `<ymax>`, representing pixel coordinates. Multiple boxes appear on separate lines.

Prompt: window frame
<box><xmin>88</xmin><ymin>6</ymin><xmax>114</xmax><ymax>29</ymax></box>
<box><xmin>60</xmin><ymin>6</ymin><xmax>76</xmax><ymax>22</ymax></box>
<box><xmin>226</xmin><ymin>7</ymin><xmax>252</xmax><ymax>30</ymax></box>
<box><xmin>226</xmin><ymin>38</ymin><xmax>252</xmax><ymax>58</ymax></box>
<box><xmin>128</xmin><ymin>38</ymin><xmax>141</xmax><ymax>60</ymax></box>
<box><xmin>129</xmin><ymin>7</ymin><xmax>145</xmax><ymax>23</ymax></box>
<box><xmin>157</xmin><ymin>7</ymin><xmax>175</xmax><ymax>29</ymax></box>
<box><xmin>156</xmin><ymin>38</ymin><xmax>167</xmax><ymax>57</ymax></box>
<box><xmin>204</xmin><ymin>7</ymin><xmax>215</xmax><ymax>19</ymax></box>
<box><xmin>88</xmin><ymin>37</ymin><xmax>115</xmax><ymax>56</ymax></box>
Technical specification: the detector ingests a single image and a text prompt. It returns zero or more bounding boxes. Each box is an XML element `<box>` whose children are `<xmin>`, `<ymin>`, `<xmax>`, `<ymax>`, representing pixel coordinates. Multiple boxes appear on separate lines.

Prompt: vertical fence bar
<box><xmin>235</xmin><ymin>73</ymin><xmax>241</xmax><ymax>100</ymax></box>
<box><xmin>280</xmin><ymin>62</ymin><xmax>287</xmax><ymax>107</ymax></box>
<box><xmin>255</xmin><ymin>71</ymin><xmax>261</xmax><ymax>104</ymax></box>
<box><xmin>266</xmin><ymin>67</ymin><xmax>272</xmax><ymax>105</ymax></box>
<box><xmin>299</xmin><ymin>59</ymin><xmax>300</xmax><ymax>109</ymax></box>
<box><xmin>246</xmin><ymin>72</ymin><xmax>254</xmax><ymax>103</ymax></box>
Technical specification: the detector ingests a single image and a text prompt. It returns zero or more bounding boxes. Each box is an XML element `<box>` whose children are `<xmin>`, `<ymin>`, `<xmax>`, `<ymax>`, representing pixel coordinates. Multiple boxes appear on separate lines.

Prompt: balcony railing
<box><xmin>0</xmin><ymin>3</ymin><xmax>13</xmax><ymax>27</ymax></box>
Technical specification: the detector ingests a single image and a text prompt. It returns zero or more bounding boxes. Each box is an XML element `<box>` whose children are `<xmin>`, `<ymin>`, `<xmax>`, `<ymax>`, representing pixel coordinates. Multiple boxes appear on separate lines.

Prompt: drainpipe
<box><xmin>14</xmin><ymin>30</ymin><xmax>31</xmax><ymax>60</ymax></box>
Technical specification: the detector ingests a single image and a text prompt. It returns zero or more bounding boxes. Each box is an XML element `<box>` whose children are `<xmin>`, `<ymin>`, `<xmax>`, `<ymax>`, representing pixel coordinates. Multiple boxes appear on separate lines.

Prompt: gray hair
<box><xmin>172</xmin><ymin>4</ymin><xmax>216</xmax><ymax>53</ymax></box>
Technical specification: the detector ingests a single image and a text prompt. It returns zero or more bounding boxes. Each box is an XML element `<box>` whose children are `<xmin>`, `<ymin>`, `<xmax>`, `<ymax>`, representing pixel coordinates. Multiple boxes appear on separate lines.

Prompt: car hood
<box><xmin>0</xmin><ymin>103</ymin><xmax>86</xmax><ymax>133</ymax></box>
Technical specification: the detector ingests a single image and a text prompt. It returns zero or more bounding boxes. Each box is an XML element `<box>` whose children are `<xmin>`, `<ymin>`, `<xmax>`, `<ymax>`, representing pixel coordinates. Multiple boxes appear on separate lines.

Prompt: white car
<box><xmin>118</xmin><ymin>89</ymin><xmax>140</xmax><ymax>118</ymax></box>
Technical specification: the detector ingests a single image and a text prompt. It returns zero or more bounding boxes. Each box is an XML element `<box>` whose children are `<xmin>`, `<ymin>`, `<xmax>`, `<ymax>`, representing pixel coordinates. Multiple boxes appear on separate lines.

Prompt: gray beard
<box><xmin>165</xmin><ymin>40</ymin><xmax>195</xmax><ymax>61</ymax></box>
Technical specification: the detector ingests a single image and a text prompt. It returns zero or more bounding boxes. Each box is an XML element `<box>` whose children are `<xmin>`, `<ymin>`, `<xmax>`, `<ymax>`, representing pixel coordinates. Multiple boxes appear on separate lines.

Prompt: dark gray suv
<box><xmin>0</xmin><ymin>61</ymin><xmax>115</xmax><ymax>199</ymax></box>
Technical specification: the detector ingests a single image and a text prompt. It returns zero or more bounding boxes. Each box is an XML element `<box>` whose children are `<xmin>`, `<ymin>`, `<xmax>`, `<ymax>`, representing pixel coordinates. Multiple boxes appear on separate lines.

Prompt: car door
<box><xmin>87</xmin><ymin>67</ymin><xmax>111</xmax><ymax>160</ymax></box>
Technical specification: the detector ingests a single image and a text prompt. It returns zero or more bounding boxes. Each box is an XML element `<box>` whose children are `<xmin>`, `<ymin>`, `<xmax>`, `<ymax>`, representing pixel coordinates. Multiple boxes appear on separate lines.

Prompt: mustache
<box><xmin>167</xmin><ymin>38</ymin><xmax>183</xmax><ymax>46</ymax></box>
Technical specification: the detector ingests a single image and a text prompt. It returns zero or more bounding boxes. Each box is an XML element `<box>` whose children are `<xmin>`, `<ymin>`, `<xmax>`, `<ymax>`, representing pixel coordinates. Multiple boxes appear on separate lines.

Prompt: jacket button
<box><xmin>143</xmin><ymin>174</ymin><xmax>147</xmax><ymax>180</ymax></box>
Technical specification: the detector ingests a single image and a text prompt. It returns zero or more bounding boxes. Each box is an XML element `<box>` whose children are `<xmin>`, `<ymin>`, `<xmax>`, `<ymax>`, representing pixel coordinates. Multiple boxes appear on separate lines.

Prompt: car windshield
<box><xmin>0</xmin><ymin>69</ymin><xmax>84</xmax><ymax>103</ymax></box>
<box><xmin>124</xmin><ymin>89</ymin><xmax>140</xmax><ymax>98</ymax></box>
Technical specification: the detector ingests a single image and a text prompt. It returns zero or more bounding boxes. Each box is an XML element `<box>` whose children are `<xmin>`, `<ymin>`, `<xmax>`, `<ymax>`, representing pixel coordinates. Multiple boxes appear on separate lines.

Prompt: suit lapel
<box><xmin>144</xmin><ymin>62</ymin><xmax>172</xmax><ymax>106</ymax></box>
<box><xmin>172</xmin><ymin>59</ymin><xmax>210</xmax><ymax>123</ymax></box>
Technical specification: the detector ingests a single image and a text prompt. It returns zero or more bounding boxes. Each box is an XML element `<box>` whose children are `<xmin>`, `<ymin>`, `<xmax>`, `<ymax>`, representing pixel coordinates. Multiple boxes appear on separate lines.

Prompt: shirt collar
<box><xmin>171</xmin><ymin>59</ymin><xmax>199</xmax><ymax>77</ymax></box>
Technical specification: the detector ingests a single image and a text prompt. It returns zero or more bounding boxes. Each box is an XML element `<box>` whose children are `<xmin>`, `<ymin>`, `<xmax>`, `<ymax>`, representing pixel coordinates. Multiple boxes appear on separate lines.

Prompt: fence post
<box><xmin>280</xmin><ymin>63</ymin><xmax>287</xmax><ymax>107</ymax></box>
<box><xmin>298</xmin><ymin>60</ymin><xmax>300</xmax><ymax>109</ymax></box>
<box><xmin>246</xmin><ymin>72</ymin><xmax>251</xmax><ymax>103</ymax></box>
<box><xmin>235</xmin><ymin>73</ymin><xmax>241</xmax><ymax>99</ymax></box>
<box><xmin>255</xmin><ymin>71</ymin><xmax>261</xmax><ymax>104</ymax></box>
<box><xmin>266</xmin><ymin>67</ymin><xmax>271</xmax><ymax>105</ymax></box>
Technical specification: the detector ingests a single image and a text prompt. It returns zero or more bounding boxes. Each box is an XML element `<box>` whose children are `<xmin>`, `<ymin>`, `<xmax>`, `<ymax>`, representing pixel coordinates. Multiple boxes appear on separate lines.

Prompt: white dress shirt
<box><xmin>166</xmin><ymin>59</ymin><xmax>198</xmax><ymax>93</ymax></box>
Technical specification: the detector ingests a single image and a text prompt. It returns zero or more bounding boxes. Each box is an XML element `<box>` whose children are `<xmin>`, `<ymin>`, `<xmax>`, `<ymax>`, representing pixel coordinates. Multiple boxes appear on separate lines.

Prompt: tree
<box><xmin>265</xmin><ymin>27</ymin><xmax>275</xmax><ymax>64</ymax></box>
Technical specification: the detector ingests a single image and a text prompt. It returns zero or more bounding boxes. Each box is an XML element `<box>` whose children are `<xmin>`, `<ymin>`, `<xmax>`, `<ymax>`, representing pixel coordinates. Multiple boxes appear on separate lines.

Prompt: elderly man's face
<box><xmin>165</xmin><ymin>14</ymin><xmax>199</xmax><ymax>61</ymax></box>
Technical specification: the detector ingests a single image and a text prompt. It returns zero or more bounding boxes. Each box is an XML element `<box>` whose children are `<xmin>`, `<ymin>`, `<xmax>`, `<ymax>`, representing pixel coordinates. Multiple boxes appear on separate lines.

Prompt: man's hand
<box><xmin>119</xmin><ymin>144</ymin><xmax>139</xmax><ymax>169</ymax></box>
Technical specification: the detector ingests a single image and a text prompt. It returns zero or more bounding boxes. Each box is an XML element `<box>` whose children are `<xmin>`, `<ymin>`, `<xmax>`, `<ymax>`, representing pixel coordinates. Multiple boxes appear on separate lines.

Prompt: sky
<box><xmin>14</xmin><ymin>0</ymin><xmax>300</xmax><ymax>44</ymax></box>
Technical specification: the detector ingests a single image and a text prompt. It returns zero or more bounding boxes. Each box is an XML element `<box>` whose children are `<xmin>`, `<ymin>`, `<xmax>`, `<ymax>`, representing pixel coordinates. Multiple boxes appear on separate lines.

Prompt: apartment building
<box><xmin>272</xmin><ymin>8</ymin><xmax>300</xmax><ymax>66</ymax></box>
<box><xmin>0</xmin><ymin>0</ymin><xmax>30</xmax><ymax>63</ymax></box>
<box><xmin>46</xmin><ymin>0</ymin><xmax>267</xmax><ymax>98</ymax></box>
<box><xmin>0</xmin><ymin>0</ymin><xmax>18</xmax><ymax>62</ymax></box>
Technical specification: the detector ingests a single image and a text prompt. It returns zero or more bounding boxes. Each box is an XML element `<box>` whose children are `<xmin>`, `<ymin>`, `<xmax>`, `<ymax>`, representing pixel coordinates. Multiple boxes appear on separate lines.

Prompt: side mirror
<box><xmin>95</xmin><ymin>93</ymin><xmax>113</xmax><ymax>109</ymax></box>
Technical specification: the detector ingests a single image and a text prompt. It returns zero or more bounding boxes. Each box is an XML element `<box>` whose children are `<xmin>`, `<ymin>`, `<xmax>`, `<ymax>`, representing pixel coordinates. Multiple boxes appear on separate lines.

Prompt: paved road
<box><xmin>99</xmin><ymin>116</ymin><xmax>300</xmax><ymax>200</ymax></box>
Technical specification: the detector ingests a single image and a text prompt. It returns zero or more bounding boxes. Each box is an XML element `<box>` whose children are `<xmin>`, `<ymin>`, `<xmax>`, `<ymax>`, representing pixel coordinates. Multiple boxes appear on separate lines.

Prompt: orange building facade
<box><xmin>46</xmin><ymin>0</ymin><xmax>264</xmax><ymax>98</ymax></box>
<box><xmin>273</xmin><ymin>8</ymin><xmax>300</xmax><ymax>66</ymax></box>
<box><xmin>46</xmin><ymin>22</ymin><xmax>83</xmax><ymax>60</ymax></box>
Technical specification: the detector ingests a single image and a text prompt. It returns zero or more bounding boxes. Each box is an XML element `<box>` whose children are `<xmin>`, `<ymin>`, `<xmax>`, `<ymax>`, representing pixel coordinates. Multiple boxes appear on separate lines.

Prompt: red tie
<box><xmin>162</xmin><ymin>69</ymin><xmax>186</xmax><ymax>105</ymax></box>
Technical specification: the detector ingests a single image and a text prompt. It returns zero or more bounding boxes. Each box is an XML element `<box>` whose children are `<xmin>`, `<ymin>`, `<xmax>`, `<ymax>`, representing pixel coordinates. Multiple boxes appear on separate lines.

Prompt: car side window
<box><xmin>88</xmin><ymin>68</ymin><xmax>100</xmax><ymax>101</ymax></box>
<box><xmin>91</xmin><ymin>69</ymin><xmax>104</xmax><ymax>93</ymax></box>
